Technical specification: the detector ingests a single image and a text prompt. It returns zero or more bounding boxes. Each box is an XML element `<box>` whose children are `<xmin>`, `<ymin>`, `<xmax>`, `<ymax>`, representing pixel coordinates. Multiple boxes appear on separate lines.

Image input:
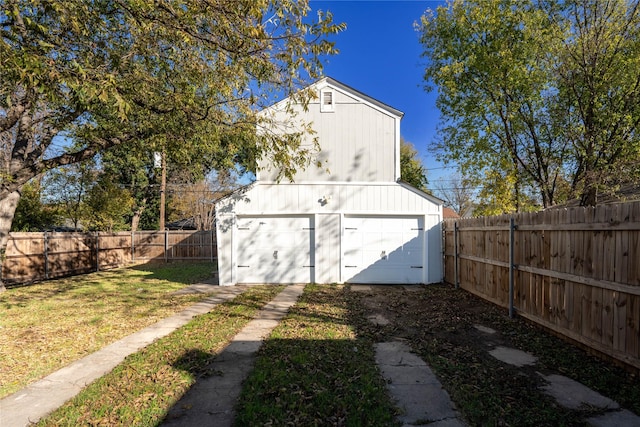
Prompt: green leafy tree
<box><xmin>99</xmin><ymin>145</ymin><xmax>160</xmax><ymax>231</ymax></box>
<box><xmin>100</xmin><ymin>132</ymin><xmax>246</xmax><ymax>231</ymax></box>
<box><xmin>0</xmin><ymin>0</ymin><xmax>344</xmax><ymax>289</ymax></box>
<box><xmin>400</xmin><ymin>139</ymin><xmax>429</xmax><ymax>192</ymax></box>
<box><xmin>84</xmin><ymin>178</ymin><xmax>134</xmax><ymax>232</ymax></box>
<box><xmin>472</xmin><ymin>168</ymin><xmax>538</xmax><ymax>217</ymax></box>
<box><xmin>43</xmin><ymin>161</ymin><xmax>96</xmax><ymax>230</ymax></box>
<box><xmin>419</xmin><ymin>0</ymin><xmax>564</xmax><ymax>211</ymax></box>
<box><xmin>11</xmin><ymin>180</ymin><xmax>58</xmax><ymax>231</ymax></box>
<box><xmin>554</xmin><ymin>0</ymin><xmax>640</xmax><ymax>206</ymax></box>
<box><xmin>419</xmin><ymin>0</ymin><xmax>640</xmax><ymax>211</ymax></box>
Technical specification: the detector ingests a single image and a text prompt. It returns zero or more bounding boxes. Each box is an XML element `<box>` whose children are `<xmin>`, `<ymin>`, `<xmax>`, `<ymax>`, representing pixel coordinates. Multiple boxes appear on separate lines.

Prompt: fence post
<box><xmin>509</xmin><ymin>217</ymin><xmax>516</xmax><ymax>319</ymax></box>
<box><xmin>95</xmin><ymin>231</ymin><xmax>100</xmax><ymax>272</ymax></box>
<box><xmin>131</xmin><ymin>231</ymin><xmax>135</xmax><ymax>262</ymax></box>
<box><xmin>164</xmin><ymin>229</ymin><xmax>169</xmax><ymax>263</ymax></box>
<box><xmin>43</xmin><ymin>231</ymin><xmax>49</xmax><ymax>280</ymax></box>
<box><xmin>454</xmin><ymin>221</ymin><xmax>459</xmax><ymax>289</ymax></box>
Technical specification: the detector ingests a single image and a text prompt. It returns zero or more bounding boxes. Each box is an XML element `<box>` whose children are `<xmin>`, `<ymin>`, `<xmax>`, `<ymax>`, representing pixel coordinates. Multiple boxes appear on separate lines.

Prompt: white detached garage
<box><xmin>216</xmin><ymin>77</ymin><xmax>443</xmax><ymax>286</ymax></box>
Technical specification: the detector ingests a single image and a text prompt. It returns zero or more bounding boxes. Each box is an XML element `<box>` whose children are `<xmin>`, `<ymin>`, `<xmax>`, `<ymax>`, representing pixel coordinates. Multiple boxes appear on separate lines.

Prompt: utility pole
<box><xmin>159</xmin><ymin>149</ymin><xmax>166</xmax><ymax>231</ymax></box>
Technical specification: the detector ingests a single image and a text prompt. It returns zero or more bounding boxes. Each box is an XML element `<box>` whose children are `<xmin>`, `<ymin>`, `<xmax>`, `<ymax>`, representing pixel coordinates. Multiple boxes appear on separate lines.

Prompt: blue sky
<box><xmin>310</xmin><ymin>0</ymin><xmax>454</xmax><ymax>186</ymax></box>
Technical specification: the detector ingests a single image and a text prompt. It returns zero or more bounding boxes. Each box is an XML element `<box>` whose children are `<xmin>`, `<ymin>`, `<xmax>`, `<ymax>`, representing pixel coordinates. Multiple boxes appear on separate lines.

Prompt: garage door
<box><xmin>236</xmin><ymin>216</ymin><xmax>314</xmax><ymax>283</ymax></box>
<box><xmin>343</xmin><ymin>216</ymin><xmax>424</xmax><ymax>284</ymax></box>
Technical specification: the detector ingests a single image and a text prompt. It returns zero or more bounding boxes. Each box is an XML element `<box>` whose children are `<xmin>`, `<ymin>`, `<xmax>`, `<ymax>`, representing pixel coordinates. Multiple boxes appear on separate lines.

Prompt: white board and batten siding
<box><xmin>226</xmin><ymin>182</ymin><xmax>439</xmax><ymax>214</ymax></box>
<box><xmin>216</xmin><ymin>77</ymin><xmax>443</xmax><ymax>286</ymax></box>
<box><xmin>215</xmin><ymin>182</ymin><xmax>443</xmax><ymax>286</ymax></box>
<box><xmin>257</xmin><ymin>81</ymin><xmax>401</xmax><ymax>183</ymax></box>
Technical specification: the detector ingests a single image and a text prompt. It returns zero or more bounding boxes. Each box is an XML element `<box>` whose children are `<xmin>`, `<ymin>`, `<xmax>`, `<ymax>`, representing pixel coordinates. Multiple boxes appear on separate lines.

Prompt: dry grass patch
<box><xmin>0</xmin><ymin>262</ymin><xmax>215</xmax><ymax>398</ymax></box>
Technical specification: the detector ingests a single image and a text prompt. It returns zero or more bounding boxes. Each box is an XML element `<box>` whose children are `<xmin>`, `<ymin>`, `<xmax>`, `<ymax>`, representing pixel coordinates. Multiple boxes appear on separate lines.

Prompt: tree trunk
<box><xmin>580</xmin><ymin>170</ymin><xmax>598</xmax><ymax>207</ymax></box>
<box><xmin>580</xmin><ymin>184</ymin><xmax>598</xmax><ymax>206</ymax></box>
<box><xmin>0</xmin><ymin>191</ymin><xmax>22</xmax><ymax>292</ymax></box>
<box><xmin>131</xmin><ymin>203</ymin><xmax>145</xmax><ymax>232</ymax></box>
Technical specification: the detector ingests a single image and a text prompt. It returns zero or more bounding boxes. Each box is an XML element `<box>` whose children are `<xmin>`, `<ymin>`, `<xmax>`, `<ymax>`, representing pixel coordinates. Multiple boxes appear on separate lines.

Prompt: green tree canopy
<box><xmin>419</xmin><ymin>0</ymin><xmax>640</xmax><ymax>211</ymax></box>
<box><xmin>0</xmin><ymin>0</ymin><xmax>344</xmax><ymax>289</ymax></box>
<box><xmin>83</xmin><ymin>176</ymin><xmax>134</xmax><ymax>232</ymax></box>
<box><xmin>11</xmin><ymin>180</ymin><xmax>58</xmax><ymax>231</ymax></box>
<box><xmin>400</xmin><ymin>139</ymin><xmax>429</xmax><ymax>192</ymax></box>
<box><xmin>43</xmin><ymin>161</ymin><xmax>96</xmax><ymax>229</ymax></box>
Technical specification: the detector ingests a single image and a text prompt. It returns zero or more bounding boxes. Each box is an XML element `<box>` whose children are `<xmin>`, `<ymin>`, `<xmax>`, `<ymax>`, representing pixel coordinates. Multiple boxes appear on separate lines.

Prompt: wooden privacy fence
<box><xmin>3</xmin><ymin>230</ymin><xmax>217</xmax><ymax>285</ymax></box>
<box><xmin>443</xmin><ymin>201</ymin><xmax>640</xmax><ymax>370</ymax></box>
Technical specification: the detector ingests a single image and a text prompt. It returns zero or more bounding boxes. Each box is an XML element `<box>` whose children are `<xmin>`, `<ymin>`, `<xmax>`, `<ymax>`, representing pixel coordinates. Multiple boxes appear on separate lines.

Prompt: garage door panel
<box><xmin>343</xmin><ymin>216</ymin><xmax>425</xmax><ymax>284</ymax></box>
<box><xmin>361</xmin><ymin>233</ymin><xmax>381</xmax><ymax>247</ymax></box>
<box><xmin>236</xmin><ymin>216</ymin><xmax>313</xmax><ymax>283</ymax></box>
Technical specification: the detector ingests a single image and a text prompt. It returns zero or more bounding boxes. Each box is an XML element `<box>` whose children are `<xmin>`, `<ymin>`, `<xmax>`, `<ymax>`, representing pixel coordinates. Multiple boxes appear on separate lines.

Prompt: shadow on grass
<box><xmin>129</xmin><ymin>262</ymin><xmax>217</xmax><ymax>285</ymax></box>
<box><xmin>159</xmin><ymin>284</ymin><xmax>399</xmax><ymax>427</ymax></box>
<box><xmin>160</xmin><ymin>337</ymin><xmax>398</xmax><ymax>427</ymax></box>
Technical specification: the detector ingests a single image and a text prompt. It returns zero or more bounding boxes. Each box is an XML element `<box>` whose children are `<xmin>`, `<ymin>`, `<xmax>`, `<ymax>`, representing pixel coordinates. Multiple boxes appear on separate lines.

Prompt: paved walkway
<box><xmin>480</xmin><ymin>325</ymin><xmax>640</xmax><ymax>427</ymax></box>
<box><xmin>376</xmin><ymin>341</ymin><xmax>467</xmax><ymax>427</ymax></box>
<box><xmin>0</xmin><ymin>285</ymin><xmax>248</xmax><ymax>427</ymax></box>
<box><xmin>161</xmin><ymin>284</ymin><xmax>305</xmax><ymax>426</ymax></box>
<box><xmin>355</xmin><ymin>285</ymin><xmax>639</xmax><ymax>427</ymax></box>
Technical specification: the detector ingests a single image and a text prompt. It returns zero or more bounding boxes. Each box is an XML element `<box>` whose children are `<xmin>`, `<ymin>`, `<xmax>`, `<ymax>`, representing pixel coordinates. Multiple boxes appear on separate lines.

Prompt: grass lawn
<box><xmin>21</xmin><ymin>283</ymin><xmax>399</xmax><ymax>426</ymax></box>
<box><xmin>5</xmin><ymin>278</ymin><xmax>638</xmax><ymax>426</ymax></box>
<box><xmin>36</xmin><ymin>285</ymin><xmax>283</xmax><ymax>427</ymax></box>
<box><xmin>234</xmin><ymin>284</ymin><xmax>400</xmax><ymax>426</ymax></box>
<box><xmin>0</xmin><ymin>262</ymin><xmax>216</xmax><ymax>398</ymax></box>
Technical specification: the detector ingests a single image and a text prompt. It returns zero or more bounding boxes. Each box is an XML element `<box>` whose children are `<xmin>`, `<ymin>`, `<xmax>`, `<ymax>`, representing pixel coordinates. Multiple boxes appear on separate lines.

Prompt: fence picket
<box><xmin>443</xmin><ymin>201</ymin><xmax>640</xmax><ymax>370</ymax></box>
<box><xmin>3</xmin><ymin>230</ymin><xmax>216</xmax><ymax>285</ymax></box>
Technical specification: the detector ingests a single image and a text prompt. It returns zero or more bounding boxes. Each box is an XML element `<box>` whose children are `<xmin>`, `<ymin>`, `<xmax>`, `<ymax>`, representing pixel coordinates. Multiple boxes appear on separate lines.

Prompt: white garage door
<box><xmin>343</xmin><ymin>216</ymin><xmax>424</xmax><ymax>284</ymax></box>
<box><xmin>236</xmin><ymin>216</ymin><xmax>314</xmax><ymax>283</ymax></box>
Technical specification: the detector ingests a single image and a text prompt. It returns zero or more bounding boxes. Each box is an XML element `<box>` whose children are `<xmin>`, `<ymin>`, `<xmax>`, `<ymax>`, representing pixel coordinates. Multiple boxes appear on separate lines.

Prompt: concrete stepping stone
<box><xmin>538</xmin><ymin>373</ymin><xmax>619</xmax><ymax>410</ymax></box>
<box><xmin>375</xmin><ymin>341</ymin><xmax>467</xmax><ymax>426</ymax></box>
<box><xmin>367</xmin><ymin>314</ymin><xmax>391</xmax><ymax>326</ymax></box>
<box><xmin>488</xmin><ymin>346</ymin><xmax>537</xmax><ymax>367</ymax></box>
<box><xmin>350</xmin><ymin>284</ymin><xmax>372</xmax><ymax>292</ymax></box>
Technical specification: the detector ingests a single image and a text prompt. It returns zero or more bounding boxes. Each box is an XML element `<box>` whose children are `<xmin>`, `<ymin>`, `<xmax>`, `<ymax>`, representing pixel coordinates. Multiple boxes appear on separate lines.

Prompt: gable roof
<box><xmin>261</xmin><ymin>76</ymin><xmax>404</xmax><ymax>119</ymax></box>
<box><xmin>443</xmin><ymin>207</ymin><xmax>460</xmax><ymax>218</ymax></box>
<box><xmin>321</xmin><ymin>77</ymin><xmax>404</xmax><ymax>118</ymax></box>
<box><xmin>397</xmin><ymin>180</ymin><xmax>444</xmax><ymax>206</ymax></box>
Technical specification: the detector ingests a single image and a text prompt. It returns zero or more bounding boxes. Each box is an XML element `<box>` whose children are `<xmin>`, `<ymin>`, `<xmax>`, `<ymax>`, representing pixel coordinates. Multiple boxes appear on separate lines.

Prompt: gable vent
<box><xmin>320</xmin><ymin>89</ymin><xmax>335</xmax><ymax>113</ymax></box>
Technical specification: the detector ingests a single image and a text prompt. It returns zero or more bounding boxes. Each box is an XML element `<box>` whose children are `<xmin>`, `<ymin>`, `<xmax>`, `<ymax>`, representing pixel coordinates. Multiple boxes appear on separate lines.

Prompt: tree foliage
<box><xmin>83</xmin><ymin>176</ymin><xmax>134</xmax><ymax>232</ymax></box>
<box><xmin>11</xmin><ymin>180</ymin><xmax>58</xmax><ymax>231</ymax></box>
<box><xmin>419</xmin><ymin>0</ymin><xmax>640</xmax><ymax>210</ymax></box>
<box><xmin>43</xmin><ymin>161</ymin><xmax>96</xmax><ymax>229</ymax></box>
<box><xmin>0</xmin><ymin>0</ymin><xmax>344</xmax><ymax>288</ymax></box>
<box><xmin>99</xmin><ymin>144</ymin><xmax>161</xmax><ymax>231</ymax></box>
<box><xmin>555</xmin><ymin>0</ymin><xmax>640</xmax><ymax>205</ymax></box>
<box><xmin>400</xmin><ymin>139</ymin><xmax>429</xmax><ymax>192</ymax></box>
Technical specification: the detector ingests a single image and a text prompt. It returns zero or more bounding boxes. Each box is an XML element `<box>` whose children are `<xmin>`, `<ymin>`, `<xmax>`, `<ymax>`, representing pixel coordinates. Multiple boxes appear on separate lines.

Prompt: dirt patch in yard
<box><xmin>347</xmin><ymin>284</ymin><xmax>640</xmax><ymax>426</ymax></box>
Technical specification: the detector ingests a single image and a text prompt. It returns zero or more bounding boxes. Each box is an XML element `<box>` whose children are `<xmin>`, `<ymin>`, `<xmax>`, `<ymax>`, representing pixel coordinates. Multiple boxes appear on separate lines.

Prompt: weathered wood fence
<box><xmin>443</xmin><ymin>201</ymin><xmax>640</xmax><ymax>370</ymax></box>
<box><xmin>3</xmin><ymin>230</ymin><xmax>217</xmax><ymax>286</ymax></box>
